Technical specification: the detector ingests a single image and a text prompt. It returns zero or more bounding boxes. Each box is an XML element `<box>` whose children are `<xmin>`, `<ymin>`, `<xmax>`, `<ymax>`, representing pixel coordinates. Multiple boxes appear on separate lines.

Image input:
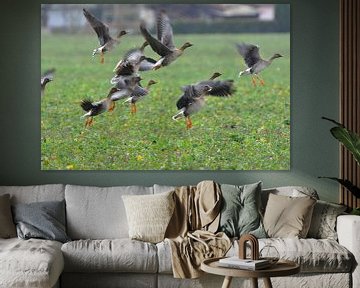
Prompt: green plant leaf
<box><xmin>330</xmin><ymin>127</ymin><xmax>360</xmax><ymax>165</ymax></box>
<box><xmin>351</xmin><ymin>208</ymin><xmax>360</xmax><ymax>215</ymax></box>
<box><xmin>322</xmin><ymin>117</ymin><xmax>360</xmax><ymax>165</ymax></box>
<box><xmin>318</xmin><ymin>176</ymin><xmax>360</xmax><ymax>198</ymax></box>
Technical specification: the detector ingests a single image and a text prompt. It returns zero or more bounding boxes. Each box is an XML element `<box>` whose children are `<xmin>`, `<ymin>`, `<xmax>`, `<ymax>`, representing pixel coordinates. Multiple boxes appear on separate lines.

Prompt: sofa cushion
<box><xmin>263</xmin><ymin>193</ymin><xmax>316</xmax><ymax>238</ymax></box>
<box><xmin>0</xmin><ymin>194</ymin><xmax>16</xmax><ymax>238</ymax></box>
<box><xmin>65</xmin><ymin>185</ymin><xmax>153</xmax><ymax>239</ymax></box>
<box><xmin>261</xmin><ymin>238</ymin><xmax>353</xmax><ymax>273</ymax></box>
<box><xmin>156</xmin><ymin>240</ymin><xmax>173</xmax><ymax>274</ymax></box>
<box><xmin>122</xmin><ymin>191</ymin><xmax>175</xmax><ymax>243</ymax></box>
<box><xmin>218</xmin><ymin>182</ymin><xmax>266</xmax><ymax>238</ymax></box>
<box><xmin>261</xmin><ymin>186</ymin><xmax>319</xmax><ymax>213</ymax></box>
<box><xmin>0</xmin><ymin>184</ymin><xmax>65</xmax><ymax>204</ymax></box>
<box><xmin>157</xmin><ymin>237</ymin><xmax>353</xmax><ymax>274</ymax></box>
<box><xmin>307</xmin><ymin>200</ymin><xmax>347</xmax><ymax>240</ymax></box>
<box><xmin>0</xmin><ymin>238</ymin><xmax>64</xmax><ymax>288</ymax></box>
<box><xmin>61</xmin><ymin>239</ymin><xmax>158</xmax><ymax>273</ymax></box>
<box><xmin>12</xmin><ymin>200</ymin><xmax>70</xmax><ymax>243</ymax></box>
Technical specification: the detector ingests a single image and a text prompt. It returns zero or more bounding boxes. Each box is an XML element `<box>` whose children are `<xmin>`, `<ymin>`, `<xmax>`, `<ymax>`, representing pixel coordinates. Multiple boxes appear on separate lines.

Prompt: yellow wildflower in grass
<box><xmin>136</xmin><ymin>155</ymin><xmax>144</xmax><ymax>161</ymax></box>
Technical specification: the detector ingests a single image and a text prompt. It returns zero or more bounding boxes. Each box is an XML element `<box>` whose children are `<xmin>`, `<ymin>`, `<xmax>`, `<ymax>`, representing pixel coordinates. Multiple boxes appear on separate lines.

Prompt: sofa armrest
<box><xmin>337</xmin><ymin>215</ymin><xmax>360</xmax><ymax>288</ymax></box>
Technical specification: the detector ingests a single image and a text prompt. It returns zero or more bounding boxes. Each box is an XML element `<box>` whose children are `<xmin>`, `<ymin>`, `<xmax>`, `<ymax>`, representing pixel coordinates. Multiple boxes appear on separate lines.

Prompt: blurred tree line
<box><xmin>41</xmin><ymin>4</ymin><xmax>290</xmax><ymax>34</ymax></box>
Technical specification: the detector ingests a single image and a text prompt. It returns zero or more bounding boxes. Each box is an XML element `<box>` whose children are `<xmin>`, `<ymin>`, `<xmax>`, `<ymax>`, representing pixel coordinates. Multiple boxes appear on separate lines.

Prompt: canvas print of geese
<box><xmin>41</xmin><ymin>4</ymin><xmax>290</xmax><ymax>170</ymax></box>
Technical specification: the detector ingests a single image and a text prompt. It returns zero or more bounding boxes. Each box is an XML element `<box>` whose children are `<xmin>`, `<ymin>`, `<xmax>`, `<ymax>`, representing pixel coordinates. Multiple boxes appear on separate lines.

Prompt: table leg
<box><xmin>221</xmin><ymin>276</ymin><xmax>233</xmax><ymax>288</ymax></box>
<box><xmin>263</xmin><ymin>277</ymin><xmax>273</xmax><ymax>288</ymax></box>
<box><xmin>251</xmin><ymin>278</ymin><xmax>258</xmax><ymax>288</ymax></box>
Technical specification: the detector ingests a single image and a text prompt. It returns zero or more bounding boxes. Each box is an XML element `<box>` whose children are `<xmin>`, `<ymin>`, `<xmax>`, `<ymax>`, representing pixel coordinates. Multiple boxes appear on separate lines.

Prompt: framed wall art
<box><xmin>41</xmin><ymin>3</ymin><xmax>290</xmax><ymax>170</ymax></box>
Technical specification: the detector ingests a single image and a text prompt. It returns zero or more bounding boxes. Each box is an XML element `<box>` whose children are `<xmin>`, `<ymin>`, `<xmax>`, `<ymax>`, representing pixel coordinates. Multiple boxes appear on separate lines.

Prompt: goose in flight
<box><xmin>236</xmin><ymin>42</ymin><xmax>282</xmax><ymax>86</ymax></box>
<box><xmin>139</xmin><ymin>10</ymin><xmax>193</xmax><ymax>70</ymax></box>
<box><xmin>124</xmin><ymin>80</ymin><xmax>157</xmax><ymax>114</ymax></box>
<box><xmin>80</xmin><ymin>98</ymin><xmax>113</xmax><ymax>127</ymax></box>
<box><xmin>111</xmin><ymin>42</ymin><xmax>156</xmax><ymax>84</ymax></box>
<box><xmin>172</xmin><ymin>73</ymin><xmax>235</xmax><ymax>129</ymax></box>
<box><xmin>83</xmin><ymin>8</ymin><xmax>127</xmax><ymax>64</ymax></box>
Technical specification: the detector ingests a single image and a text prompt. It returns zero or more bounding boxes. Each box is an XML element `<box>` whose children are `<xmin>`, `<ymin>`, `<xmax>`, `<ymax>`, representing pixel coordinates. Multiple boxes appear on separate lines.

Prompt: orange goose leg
<box><xmin>108</xmin><ymin>102</ymin><xmax>115</xmax><ymax>112</ymax></box>
<box><xmin>251</xmin><ymin>76</ymin><xmax>257</xmax><ymax>87</ymax></box>
<box><xmin>186</xmin><ymin>116</ymin><xmax>193</xmax><ymax>129</ymax></box>
<box><xmin>131</xmin><ymin>103</ymin><xmax>137</xmax><ymax>114</ymax></box>
<box><xmin>256</xmin><ymin>75</ymin><xmax>265</xmax><ymax>86</ymax></box>
<box><xmin>85</xmin><ymin>117</ymin><xmax>93</xmax><ymax>128</ymax></box>
<box><xmin>100</xmin><ymin>52</ymin><xmax>104</xmax><ymax>64</ymax></box>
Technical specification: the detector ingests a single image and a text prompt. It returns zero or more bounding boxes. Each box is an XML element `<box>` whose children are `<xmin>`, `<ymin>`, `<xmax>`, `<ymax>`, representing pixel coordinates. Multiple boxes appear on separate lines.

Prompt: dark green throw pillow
<box><xmin>218</xmin><ymin>182</ymin><xmax>266</xmax><ymax>238</ymax></box>
<box><xmin>12</xmin><ymin>200</ymin><xmax>70</xmax><ymax>243</ymax></box>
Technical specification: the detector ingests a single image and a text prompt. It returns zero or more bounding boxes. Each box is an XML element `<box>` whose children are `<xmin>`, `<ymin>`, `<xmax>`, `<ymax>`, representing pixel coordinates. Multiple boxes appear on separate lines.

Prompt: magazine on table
<box><xmin>218</xmin><ymin>257</ymin><xmax>271</xmax><ymax>270</ymax></box>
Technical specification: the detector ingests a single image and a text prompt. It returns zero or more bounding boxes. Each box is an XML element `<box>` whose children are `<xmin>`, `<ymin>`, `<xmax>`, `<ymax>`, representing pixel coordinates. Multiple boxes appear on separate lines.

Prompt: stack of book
<box><xmin>218</xmin><ymin>257</ymin><xmax>271</xmax><ymax>270</ymax></box>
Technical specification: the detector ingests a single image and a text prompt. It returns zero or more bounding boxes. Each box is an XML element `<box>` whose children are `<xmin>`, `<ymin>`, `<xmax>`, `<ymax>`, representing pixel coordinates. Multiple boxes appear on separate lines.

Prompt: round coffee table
<box><xmin>201</xmin><ymin>257</ymin><xmax>300</xmax><ymax>288</ymax></box>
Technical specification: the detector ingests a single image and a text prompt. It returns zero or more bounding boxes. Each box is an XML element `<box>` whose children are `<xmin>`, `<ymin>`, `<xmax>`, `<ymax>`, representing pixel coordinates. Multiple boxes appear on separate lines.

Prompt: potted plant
<box><xmin>320</xmin><ymin>117</ymin><xmax>360</xmax><ymax>215</ymax></box>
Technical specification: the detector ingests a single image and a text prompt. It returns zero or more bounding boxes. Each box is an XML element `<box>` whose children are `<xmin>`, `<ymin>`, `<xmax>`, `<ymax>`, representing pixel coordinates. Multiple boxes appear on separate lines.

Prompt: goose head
<box><xmin>270</xmin><ymin>53</ymin><xmax>283</xmax><ymax>61</ymax></box>
<box><xmin>180</xmin><ymin>42</ymin><xmax>193</xmax><ymax>51</ymax></box>
<box><xmin>117</xmin><ymin>30</ymin><xmax>128</xmax><ymax>38</ymax></box>
<box><xmin>147</xmin><ymin>80</ymin><xmax>157</xmax><ymax>88</ymax></box>
<box><xmin>210</xmin><ymin>72</ymin><xmax>222</xmax><ymax>80</ymax></box>
<box><xmin>200</xmin><ymin>85</ymin><xmax>212</xmax><ymax>94</ymax></box>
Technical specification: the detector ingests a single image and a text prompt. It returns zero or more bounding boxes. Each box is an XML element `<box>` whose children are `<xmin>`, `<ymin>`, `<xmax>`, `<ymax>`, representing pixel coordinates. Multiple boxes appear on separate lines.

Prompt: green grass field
<box><xmin>41</xmin><ymin>32</ymin><xmax>290</xmax><ymax>170</ymax></box>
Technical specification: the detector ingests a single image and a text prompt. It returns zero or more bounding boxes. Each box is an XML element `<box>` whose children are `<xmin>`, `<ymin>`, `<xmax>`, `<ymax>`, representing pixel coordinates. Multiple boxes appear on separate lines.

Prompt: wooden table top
<box><xmin>201</xmin><ymin>257</ymin><xmax>300</xmax><ymax>278</ymax></box>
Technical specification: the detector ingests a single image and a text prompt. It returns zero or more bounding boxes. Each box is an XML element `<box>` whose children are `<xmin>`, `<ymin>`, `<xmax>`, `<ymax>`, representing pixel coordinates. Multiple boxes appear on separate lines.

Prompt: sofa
<box><xmin>0</xmin><ymin>183</ymin><xmax>359</xmax><ymax>288</ymax></box>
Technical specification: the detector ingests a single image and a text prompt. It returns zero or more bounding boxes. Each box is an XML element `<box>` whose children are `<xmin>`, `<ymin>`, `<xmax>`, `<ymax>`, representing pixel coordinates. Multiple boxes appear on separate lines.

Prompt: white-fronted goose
<box><xmin>139</xmin><ymin>10</ymin><xmax>193</xmax><ymax>70</ymax></box>
<box><xmin>107</xmin><ymin>75</ymin><xmax>142</xmax><ymax>111</ymax></box>
<box><xmin>83</xmin><ymin>8</ymin><xmax>127</xmax><ymax>64</ymax></box>
<box><xmin>111</xmin><ymin>42</ymin><xmax>156</xmax><ymax>84</ymax></box>
<box><xmin>236</xmin><ymin>42</ymin><xmax>282</xmax><ymax>86</ymax></box>
<box><xmin>124</xmin><ymin>80</ymin><xmax>157</xmax><ymax>114</ymax></box>
<box><xmin>80</xmin><ymin>98</ymin><xmax>113</xmax><ymax>127</ymax></box>
<box><xmin>172</xmin><ymin>72</ymin><xmax>235</xmax><ymax>129</ymax></box>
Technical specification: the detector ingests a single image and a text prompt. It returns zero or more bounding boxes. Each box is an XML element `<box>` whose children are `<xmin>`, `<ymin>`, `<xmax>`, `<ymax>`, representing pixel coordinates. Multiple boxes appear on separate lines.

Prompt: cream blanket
<box><xmin>165</xmin><ymin>180</ymin><xmax>231</xmax><ymax>278</ymax></box>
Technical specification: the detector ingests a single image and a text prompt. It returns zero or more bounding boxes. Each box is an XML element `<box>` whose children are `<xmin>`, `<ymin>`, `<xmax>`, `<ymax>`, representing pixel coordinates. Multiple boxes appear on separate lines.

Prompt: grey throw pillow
<box><xmin>307</xmin><ymin>200</ymin><xmax>347</xmax><ymax>240</ymax></box>
<box><xmin>0</xmin><ymin>194</ymin><xmax>17</xmax><ymax>238</ymax></box>
<box><xmin>12</xmin><ymin>200</ymin><xmax>70</xmax><ymax>243</ymax></box>
<box><xmin>218</xmin><ymin>182</ymin><xmax>266</xmax><ymax>238</ymax></box>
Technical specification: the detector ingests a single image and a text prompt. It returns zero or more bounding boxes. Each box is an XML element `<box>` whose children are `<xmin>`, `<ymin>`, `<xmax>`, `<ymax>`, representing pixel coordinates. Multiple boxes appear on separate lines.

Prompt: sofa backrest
<box><xmin>153</xmin><ymin>184</ymin><xmax>176</xmax><ymax>194</ymax></box>
<box><xmin>0</xmin><ymin>184</ymin><xmax>65</xmax><ymax>204</ymax></box>
<box><xmin>0</xmin><ymin>184</ymin><xmax>321</xmax><ymax>241</ymax></box>
<box><xmin>65</xmin><ymin>184</ymin><xmax>154</xmax><ymax>240</ymax></box>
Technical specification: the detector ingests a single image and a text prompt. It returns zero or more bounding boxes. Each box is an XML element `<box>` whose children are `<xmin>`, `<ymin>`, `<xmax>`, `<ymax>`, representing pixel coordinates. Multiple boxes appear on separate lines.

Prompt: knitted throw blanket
<box><xmin>165</xmin><ymin>180</ymin><xmax>231</xmax><ymax>278</ymax></box>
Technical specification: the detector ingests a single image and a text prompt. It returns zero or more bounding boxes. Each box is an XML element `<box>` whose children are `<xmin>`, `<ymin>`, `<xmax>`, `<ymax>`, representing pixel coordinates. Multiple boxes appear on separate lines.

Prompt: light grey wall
<box><xmin>0</xmin><ymin>0</ymin><xmax>340</xmax><ymax>202</ymax></box>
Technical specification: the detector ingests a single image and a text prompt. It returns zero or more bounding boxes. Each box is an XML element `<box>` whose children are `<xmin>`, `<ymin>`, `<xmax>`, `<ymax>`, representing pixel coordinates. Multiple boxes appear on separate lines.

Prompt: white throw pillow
<box><xmin>122</xmin><ymin>191</ymin><xmax>175</xmax><ymax>243</ymax></box>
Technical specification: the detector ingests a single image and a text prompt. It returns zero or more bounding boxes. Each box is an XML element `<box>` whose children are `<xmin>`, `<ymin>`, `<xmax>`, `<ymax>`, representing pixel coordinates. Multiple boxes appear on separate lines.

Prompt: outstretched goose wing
<box><xmin>200</xmin><ymin>80</ymin><xmax>235</xmax><ymax>97</ymax></box>
<box><xmin>157</xmin><ymin>10</ymin><xmax>175</xmax><ymax>50</ymax></box>
<box><xmin>140</xmin><ymin>22</ymin><xmax>172</xmax><ymax>57</ymax></box>
<box><xmin>83</xmin><ymin>8</ymin><xmax>112</xmax><ymax>46</ymax></box>
<box><xmin>236</xmin><ymin>42</ymin><xmax>261</xmax><ymax>68</ymax></box>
